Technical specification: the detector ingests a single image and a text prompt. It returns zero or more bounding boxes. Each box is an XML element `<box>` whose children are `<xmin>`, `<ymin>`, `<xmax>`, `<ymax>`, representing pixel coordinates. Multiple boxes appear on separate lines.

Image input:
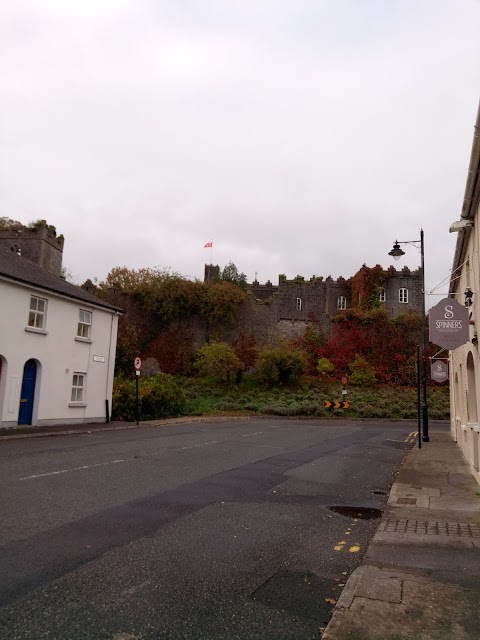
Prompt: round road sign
<box><xmin>134</xmin><ymin>356</ymin><xmax>142</xmax><ymax>370</ymax></box>
<box><xmin>341</xmin><ymin>376</ymin><xmax>348</xmax><ymax>385</ymax></box>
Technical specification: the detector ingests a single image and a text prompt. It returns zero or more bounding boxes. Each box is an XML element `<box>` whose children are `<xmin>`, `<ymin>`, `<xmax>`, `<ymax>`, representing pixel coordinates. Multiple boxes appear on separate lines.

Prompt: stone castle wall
<box><xmin>0</xmin><ymin>222</ymin><xmax>64</xmax><ymax>276</ymax></box>
<box><xmin>203</xmin><ymin>265</ymin><xmax>422</xmax><ymax>346</ymax></box>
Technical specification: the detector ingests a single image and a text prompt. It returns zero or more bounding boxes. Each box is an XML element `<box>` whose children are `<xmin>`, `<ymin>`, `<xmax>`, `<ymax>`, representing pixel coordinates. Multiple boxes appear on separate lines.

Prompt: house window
<box><xmin>28</xmin><ymin>296</ymin><xmax>47</xmax><ymax>329</ymax></box>
<box><xmin>379</xmin><ymin>287</ymin><xmax>386</xmax><ymax>302</ymax></box>
<box><xmin>337</xmin><ymin>296</ymin><xmax>346</xmax><ymax>310</ymax></box>
<box><xmin>77</xmin><ymin>310</ymin><xmax>92</xmax><ymax>339</ymax></box>
<box><xmin>399</xmin><ymin>288</ymin><xmax>408</xmax><ymax>303</ymax></box>
<box><xmin>296</xmin><ymin>297</ymin><xmax>302</xmax><ymax>311</ymax></box>
<box><xmin>71</xmin><ymin>373</ymin><xmax>85</xmax><ymax>403</ymax></box>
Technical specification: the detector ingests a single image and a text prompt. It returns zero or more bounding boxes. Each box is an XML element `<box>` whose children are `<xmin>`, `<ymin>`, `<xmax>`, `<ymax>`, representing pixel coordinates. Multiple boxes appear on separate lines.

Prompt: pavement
<box><xmin>322</xmin><ymin>428</ymin><xmax>480</xmax><ymax>640</ymax></box>
<box><xmin>0</xmin><ymin>416</ymin><xmax>236</xmax><ymax>439</ymax></box>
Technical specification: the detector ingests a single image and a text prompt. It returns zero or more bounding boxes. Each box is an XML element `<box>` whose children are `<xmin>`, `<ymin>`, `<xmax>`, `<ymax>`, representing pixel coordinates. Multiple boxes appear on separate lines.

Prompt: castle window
<box><xmin>296</xmin><ymin>297</ymin><xmax>302</xmax><ymax>311</ymax></box>
<box><xmin>77</xmin><ymin>309</ymin><xmax>92</xmax><ymax>339</ymax></box>
<box><xmin>379</xmin><ymin>287</ymin><xmax>386</xmax><ymax>302</ymax></box>
<box><xmin>399</xmin><ymin>288</ymin><xmax>408</xmax><ymax>303</ymax></box>
<box><xmin>28</xmin><ymin>296</ymin><xmax>47</xmax><ymax>329</ymax></box>
<box><xmin>337</xmin><ymin>296</ymin><xmax>346</xmax><ymax>310</ymax></box>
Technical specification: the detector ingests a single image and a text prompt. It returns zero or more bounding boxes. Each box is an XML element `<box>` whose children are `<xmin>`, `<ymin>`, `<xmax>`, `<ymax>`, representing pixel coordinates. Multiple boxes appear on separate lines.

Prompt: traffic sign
<box><xmin>134</xmin><ymin>356</ymin><xmax>142</xmax><ymax>371</ymax></box>
<box><xmin>324</xmin><ymin>400</ymin><xmax>350</xmax><ymax>409</ymax></box>
<box><xmin>341</xmin><ymin>376</ymin><xmax>348</xmax><ymax>385</ymax></box>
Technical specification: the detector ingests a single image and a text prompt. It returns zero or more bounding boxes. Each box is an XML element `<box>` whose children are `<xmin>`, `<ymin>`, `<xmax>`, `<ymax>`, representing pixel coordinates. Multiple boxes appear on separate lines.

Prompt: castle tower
<box><xmin>0</xmin><ymin>220</ymin><xmax>64</xmax><ymax>276</ymax></box>
<box><xmin>204</xmin><ymin>264</ymin><xmax>220</xmax><ymax>283</ymax></box>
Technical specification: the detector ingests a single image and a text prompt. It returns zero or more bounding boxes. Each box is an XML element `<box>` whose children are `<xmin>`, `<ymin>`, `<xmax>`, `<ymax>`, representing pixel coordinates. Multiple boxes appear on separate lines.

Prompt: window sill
<box><xmin>75</xmin><ymin>336</ymin><xmax>92</xmax><ymax>343</ymax></box>
<box><xmin>69</xmin><ymin>402</ymin><xmax>87</xmax><ymax>408</ymax></box>
<box><xmin>25</xmin><ymin>326</ymin><xmax>48</xmax><ymax>335</ymax></box>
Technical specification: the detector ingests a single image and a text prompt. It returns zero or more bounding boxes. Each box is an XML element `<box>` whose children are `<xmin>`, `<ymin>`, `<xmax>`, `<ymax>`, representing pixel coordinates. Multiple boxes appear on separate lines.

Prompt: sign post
<box><xmin>134</xmin><ymin>356</ymin><xmax>142</xmax><ymax>425</ymax></box>
<box><xmin>416</xmin><ymin>345</ymin><xmax>421</xmax><ymax>449</ymax></box>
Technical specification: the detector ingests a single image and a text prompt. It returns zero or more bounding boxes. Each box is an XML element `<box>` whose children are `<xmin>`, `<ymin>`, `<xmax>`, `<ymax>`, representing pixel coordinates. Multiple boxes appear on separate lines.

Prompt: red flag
<box><xmin>204</xmin><ymin>242</ymin><xmax>213</xmax><ymax>248</ymax></box>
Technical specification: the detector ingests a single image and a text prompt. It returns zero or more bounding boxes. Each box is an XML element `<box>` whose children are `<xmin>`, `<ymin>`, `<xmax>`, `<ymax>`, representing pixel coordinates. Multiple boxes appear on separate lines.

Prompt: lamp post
<box><xmin>389</xmin><ymin>229</ymin><xmax>429</xmax><ymax>442</ymax></box>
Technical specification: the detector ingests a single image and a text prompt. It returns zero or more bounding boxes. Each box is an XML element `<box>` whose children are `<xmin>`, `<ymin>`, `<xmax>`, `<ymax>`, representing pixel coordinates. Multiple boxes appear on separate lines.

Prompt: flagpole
<box><xmin>210</xmin><ymin>242</ymin><xmax>213</xmax><ymax>264</ymax></box>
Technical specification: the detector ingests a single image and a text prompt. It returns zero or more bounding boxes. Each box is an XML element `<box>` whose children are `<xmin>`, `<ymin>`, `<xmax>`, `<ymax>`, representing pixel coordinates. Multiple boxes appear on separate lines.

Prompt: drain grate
<box><xmin>383</xmin><ymin>519</ymin><xmax>480</xmax><ymax>537</ymax></box>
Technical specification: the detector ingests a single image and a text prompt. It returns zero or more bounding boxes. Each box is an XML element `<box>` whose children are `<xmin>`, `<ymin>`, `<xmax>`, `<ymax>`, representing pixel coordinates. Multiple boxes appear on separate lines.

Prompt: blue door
<box><xmin>18</xmin><ymin>359</ymin><xmax>37</xmax><ymax>425</ymax></box>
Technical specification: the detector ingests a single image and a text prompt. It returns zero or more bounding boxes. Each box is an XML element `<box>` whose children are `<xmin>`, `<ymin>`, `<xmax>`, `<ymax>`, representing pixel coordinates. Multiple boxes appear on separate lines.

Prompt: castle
<box><xmin>0</xmin><ymin>219</ymin><xmax>423</xmax><ymax>354</ymax></box>
<box><xmin>205</xmin><ymin>263</ymin><xmax>423</xmax><ymax>342</ymax></box>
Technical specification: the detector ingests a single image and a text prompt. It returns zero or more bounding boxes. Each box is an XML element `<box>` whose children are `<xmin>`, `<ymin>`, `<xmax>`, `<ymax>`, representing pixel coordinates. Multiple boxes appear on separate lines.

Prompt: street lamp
<box><xmin>389</xmin><ymin>229</ymin><xmax>429</xmax><ymax>442</ymax></box>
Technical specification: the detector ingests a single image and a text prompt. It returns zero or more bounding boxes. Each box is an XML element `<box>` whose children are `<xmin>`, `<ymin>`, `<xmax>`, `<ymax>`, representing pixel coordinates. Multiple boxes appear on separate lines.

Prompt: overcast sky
<box><xmin>1</xmin><ymin>1</ymin><xmax>479</xmax><ymax>302</ymax></box>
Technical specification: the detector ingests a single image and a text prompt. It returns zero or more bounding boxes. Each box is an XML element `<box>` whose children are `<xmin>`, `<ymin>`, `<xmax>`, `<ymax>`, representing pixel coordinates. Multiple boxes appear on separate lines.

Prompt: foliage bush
<box><xmin>194</xmin><ymin>340</ymin><xmax>244</xmax><ymax>383</ymax></box>
<box><xmin>348</xmin><ymin>355</ymin><xmax>377</xmax><ymax>385</ymax></box>
<box><xmin>317</xmin><ymin>357</ymin><xmax>335</xmax><ymax>377</ymax></box>
<box><xmin>256</xmin><ymin>348</ymin><xmax>306</xmax><ymax>386</ymax></box>
<box><xmin>112</xmin><ymin>373</ymin><xmax>186</xmax><ymax>421</ymax></box>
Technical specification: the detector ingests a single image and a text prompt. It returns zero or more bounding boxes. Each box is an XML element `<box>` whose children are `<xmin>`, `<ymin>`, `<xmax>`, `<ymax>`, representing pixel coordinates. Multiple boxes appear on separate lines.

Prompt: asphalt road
<box><xmin>0</xmin><ymin>418</ymin><xmax>418</xmax><ymax>640</ymax></box>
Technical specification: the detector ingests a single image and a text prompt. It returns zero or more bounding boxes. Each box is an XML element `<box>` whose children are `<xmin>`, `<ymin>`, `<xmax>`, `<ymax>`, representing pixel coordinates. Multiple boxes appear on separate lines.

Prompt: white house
<box><xmin>449</xmin><ymin>101</ymin><xmax>480</xmax><ymax>484</ymax></box>
<box><xmin>0</xmin><ymin>244</ymin><xmax>122</xmax><ymax>427</ymax></box>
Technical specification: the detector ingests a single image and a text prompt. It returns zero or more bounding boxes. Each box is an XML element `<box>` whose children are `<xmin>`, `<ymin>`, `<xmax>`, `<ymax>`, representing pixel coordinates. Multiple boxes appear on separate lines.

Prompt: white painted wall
<box><xmin>0</xmin><ymin>278</ymin><xmax>119</xmax><ymax>427</ymax></box>
<box><xmin>449</xmin><ymin>198</ymin><xmax>480</xmax><ymax>485</ymax></box>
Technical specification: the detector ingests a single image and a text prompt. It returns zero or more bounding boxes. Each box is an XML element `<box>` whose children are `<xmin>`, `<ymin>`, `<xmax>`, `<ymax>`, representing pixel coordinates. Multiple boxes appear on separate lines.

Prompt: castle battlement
<box><xmin>0</xmin><ymin>220</ymin><xmax>64</xmax><ymax>276</ymax></box>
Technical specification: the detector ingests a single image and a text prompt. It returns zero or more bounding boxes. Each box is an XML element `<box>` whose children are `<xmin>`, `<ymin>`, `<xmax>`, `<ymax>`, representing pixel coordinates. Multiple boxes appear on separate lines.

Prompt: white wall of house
<box><xmin>0</xmin><ymin>278</ymin><xmax>119</xmax><ymax>427</ymax></box>
<box><xmin>449</xmin><ymin>197</ymin><xmax>480</xmax><ymax>485</ymax></box>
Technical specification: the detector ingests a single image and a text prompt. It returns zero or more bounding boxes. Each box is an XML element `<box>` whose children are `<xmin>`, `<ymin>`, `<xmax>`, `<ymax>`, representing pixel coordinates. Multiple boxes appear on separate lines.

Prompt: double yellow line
<box><xmin>404</xmin><ymin>431</ymin><xmax>417</xmax><ymax>444</ymax></box>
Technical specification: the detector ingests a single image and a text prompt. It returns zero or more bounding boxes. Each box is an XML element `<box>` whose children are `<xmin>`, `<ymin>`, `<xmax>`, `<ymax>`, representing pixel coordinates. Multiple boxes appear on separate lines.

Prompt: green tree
<box><xmin>220</xmin><ymin>261</ymin><xmax>248</xmax><ymax>288</ymax></box>
<box><xmin>257</xmin><ymin>348</ymin><xmax>306</xmax><ymax>386</ymax></box>
<box><xmin>194</xmin><ymin>341</ymin><xmax>244</xmax><ymax>383</ymax></box>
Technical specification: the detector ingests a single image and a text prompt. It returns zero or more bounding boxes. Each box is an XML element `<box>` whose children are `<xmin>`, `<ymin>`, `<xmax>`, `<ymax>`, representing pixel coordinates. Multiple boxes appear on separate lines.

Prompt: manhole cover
<box><xmin>327</xmin><ymin>506</ymin><xmax>383</xmax><ymax>520</ymax></box>
<box><xmin>383</xmin><ymin>519</ymin><xmax>480</xmax><ymax>537</ymax></box>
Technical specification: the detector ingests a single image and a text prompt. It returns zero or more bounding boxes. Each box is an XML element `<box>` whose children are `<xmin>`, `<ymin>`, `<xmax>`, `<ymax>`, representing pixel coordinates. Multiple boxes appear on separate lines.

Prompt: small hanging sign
<box><xmin>431</xmin><ymin>361</ymin><xmax>449</xmax><ymax>383</ymax></box>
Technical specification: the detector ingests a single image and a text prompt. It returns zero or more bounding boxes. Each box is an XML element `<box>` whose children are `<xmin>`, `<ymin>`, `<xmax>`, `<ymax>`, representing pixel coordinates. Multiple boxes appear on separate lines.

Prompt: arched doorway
<box><xmin>18</xmin><ymin>359</ymin><xmax>38</xmax><ymax>425</ymax></box>
<box><xmin>466</xmin><ymin>352</ymin><xmax>478</xmax><ymax>423</ymax></box>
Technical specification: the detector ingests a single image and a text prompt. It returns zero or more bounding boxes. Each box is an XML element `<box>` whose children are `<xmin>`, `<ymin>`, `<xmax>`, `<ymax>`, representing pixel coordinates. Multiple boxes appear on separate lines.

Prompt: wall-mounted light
<box><xmin>449</xmin><ymin>219</ymin><xmax>474</xmax><ymax>233</ymax></box>
<box><xmin>465</xmin><ymin>288</ymin><xmax>474</xmax><ymax>307</ymax></box>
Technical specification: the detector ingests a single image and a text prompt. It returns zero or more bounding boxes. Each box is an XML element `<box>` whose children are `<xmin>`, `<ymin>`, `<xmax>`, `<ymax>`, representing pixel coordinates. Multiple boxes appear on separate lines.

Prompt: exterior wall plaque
<box><xmin>429</xmin><ymin>298</ymin><xmax>469</xmax><ymax>350</ymax></box>
<box><xmin>431</xmin><ymin>361</ymin><xmax>448</xmax><ymax>383</ymax></box>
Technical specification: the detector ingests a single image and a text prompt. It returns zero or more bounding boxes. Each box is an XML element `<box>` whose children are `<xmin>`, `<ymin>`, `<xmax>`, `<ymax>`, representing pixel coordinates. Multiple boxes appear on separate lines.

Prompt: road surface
<box><xmin>0</xmin><ymin>418</ymin><xmax>419</xmax><ymax>639</ymax></box>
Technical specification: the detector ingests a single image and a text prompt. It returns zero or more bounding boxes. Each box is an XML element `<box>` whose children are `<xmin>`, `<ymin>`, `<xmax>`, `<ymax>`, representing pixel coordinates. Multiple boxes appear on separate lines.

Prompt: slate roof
<box><xmin>0</xmin><ymin>245</ymin><xmax>122</xmax><ymax>312</ymax></box>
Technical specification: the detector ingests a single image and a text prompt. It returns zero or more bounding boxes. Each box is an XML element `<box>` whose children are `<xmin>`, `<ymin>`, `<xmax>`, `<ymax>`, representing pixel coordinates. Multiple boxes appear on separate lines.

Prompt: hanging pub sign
<box><xmin>429</xmin><ymin>298</ymin><xmax>469</xmax><ymax>350</ymax></box>
<box><xmin>431</xmin><ymin>361</ymin><xmax>449</xmax><ymax>383</ymax></box>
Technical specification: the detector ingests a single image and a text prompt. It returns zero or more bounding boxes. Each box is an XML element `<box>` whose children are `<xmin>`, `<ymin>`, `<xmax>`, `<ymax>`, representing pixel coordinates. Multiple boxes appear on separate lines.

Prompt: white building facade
<box><xmin>449</xmin><ymin>102</ymin><xmax>480</xmax><ymax>485</ymax></box>
<box><xmin>0</xmin><ymin>245</ymin><xmax>121</xmax><ymax>427</ymax></box>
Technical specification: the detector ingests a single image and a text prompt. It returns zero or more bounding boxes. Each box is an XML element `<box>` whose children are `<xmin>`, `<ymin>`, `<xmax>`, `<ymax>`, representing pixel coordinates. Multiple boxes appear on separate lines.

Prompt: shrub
<box><xmin>348</xmin><ymin>355</ymin><xmax>377</xmax><ymax>385</ymax></box>
<box><xmin>257</xmin><ymin>348</ymin><xmax>306</xmax><ymax>386</ymax></box>
<box><xmin>194</xmin><ymin>340</ymin><xmax>244</xmax><ymax>383</ymax></box>
<box><xmin>112</xmin><ymin>373</ymin><xmax>186</xmax><ymax>421</ymax></box>
<box><xmin>317</xmin><ymin>357</ymin><xmax>335</xmax><ymax>377</ymax></box>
